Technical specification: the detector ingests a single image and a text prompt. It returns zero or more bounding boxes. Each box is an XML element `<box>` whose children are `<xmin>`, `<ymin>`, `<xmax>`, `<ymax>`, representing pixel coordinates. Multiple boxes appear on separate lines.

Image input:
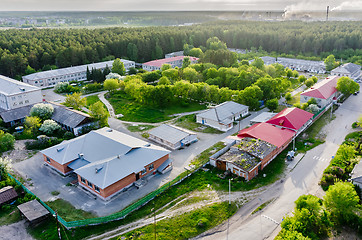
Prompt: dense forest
<box><xmin>0</xmin><ymin>20</ymin><xmax>361</xmax><ymax>78</ymax></box>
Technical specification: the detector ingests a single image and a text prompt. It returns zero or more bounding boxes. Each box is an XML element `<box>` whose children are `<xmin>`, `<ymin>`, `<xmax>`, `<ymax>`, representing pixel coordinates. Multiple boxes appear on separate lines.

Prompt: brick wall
<box><xmin>43</xmin><ymin>154</ymin><xmax>74</xmax><ymax>175</ymax></box>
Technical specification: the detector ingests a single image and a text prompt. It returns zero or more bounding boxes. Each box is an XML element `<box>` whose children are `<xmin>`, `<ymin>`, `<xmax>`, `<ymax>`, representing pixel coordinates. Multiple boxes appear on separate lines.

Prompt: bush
<box><xmin>83</xmin><ymin>83</ymin><xmax>103</xmax><ymax>93</ymax></box>
<box><xmin>30</xmin><ymin>103</ymin><xmax>54</xmax><ymax>120</ymax></box>
<box><xmin>54</xmin><ymin>82</ymin><xmax>80</xmax><ymax>94</ymax></box>
<box><xmin>352</xmin><ymin>122</ymin><xmax>358</xmax><ymax>129</ymax></box>
<box><xmin>25</xmin><ymin>137</ymin><xmax>62</xmax><ymax>150</ymax></box>
<box><xmin>0</xmin><ymin>130</ymin><xmax>15</xmax><ymax>153</ymax></box>
<box><xmin>63</xmin><ymin>131</ymin><xmax>75</xmax><ymax>140</ymax></box>
<box><xmin>39</xmin><ymin>120</ymin><xmax>61</xmax><ymax>135</ymax></box>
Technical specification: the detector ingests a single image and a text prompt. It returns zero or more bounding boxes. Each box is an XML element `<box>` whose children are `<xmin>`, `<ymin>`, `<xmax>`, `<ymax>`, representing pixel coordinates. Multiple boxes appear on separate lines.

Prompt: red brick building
<box><xmin>41</xmin><ymin>127</ymin><xmax>171</xmax><ymax>200</ymax></box>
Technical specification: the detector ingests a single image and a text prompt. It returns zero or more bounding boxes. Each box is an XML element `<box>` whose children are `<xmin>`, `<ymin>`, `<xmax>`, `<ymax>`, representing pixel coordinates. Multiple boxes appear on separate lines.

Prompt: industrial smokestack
<box><xmin>326</xmin><ymin>6</ymin><xmax>329</xmax><ymax>21</ymax></box>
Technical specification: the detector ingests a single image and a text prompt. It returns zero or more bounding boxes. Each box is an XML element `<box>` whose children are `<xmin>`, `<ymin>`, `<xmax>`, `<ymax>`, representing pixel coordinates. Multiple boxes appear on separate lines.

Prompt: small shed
<box><xmin>17</xmin><ymin>200</ymin><xmax>50</xmax><ymax>224</ymax></box>
<box><xmin>0</xmin><ymin>186</ymin><xmax>18</xmax><ymax>206</ymax></box>
<box><xmin>148</xmin><ymin>124</ymin><xmax>197</xmax><ymax>150</ymax></box>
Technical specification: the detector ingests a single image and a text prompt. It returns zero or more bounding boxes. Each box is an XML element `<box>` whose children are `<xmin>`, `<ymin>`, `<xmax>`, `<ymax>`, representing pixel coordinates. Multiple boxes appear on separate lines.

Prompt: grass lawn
<box><xmin>28</xmin><ymin>141</ymin><xmax>285</xmax><ymax>240</ymax></box>
<box><xmin>119</xmin><ymin>202</ymin><xmax>237</xmax><ymax>240</ymax></box>
<box><xmin>45</xmin><ymin>199</ymin><xmax>97</xmax><ymax>222</ymax></box>
<box><xmin>287</xmin><ymin>92</ymin><xmax>301</xmax><ymax>105</ymax></box>
<box><xmin>107</xmin><ymin>91</ymin><xmax>206</xmax><ymax>123</ymax></box>
<box><xmin>0</xmin><ymin>206</ymin><xmax>21</xmax><ymax>226</ymax></box>
<box><xmin>304</xmin><ymin>108</ymin><xmax>334</xmax><ymax>140</ymax></box>
<box><xmin>174</xmin><ymin>114</ymin><xmax>223</xmax><ymax>134</ymax></box>
<box><xmin>124</xmin><ymin>124</ymin><xmax>156</xmax><ymax>132</ymax></box>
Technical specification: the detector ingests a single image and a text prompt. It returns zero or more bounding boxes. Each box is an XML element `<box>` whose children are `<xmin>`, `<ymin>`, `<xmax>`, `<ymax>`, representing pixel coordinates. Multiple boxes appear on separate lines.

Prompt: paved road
<box><xmin>198</xmin><ymin>91</ymin><xmax>362</xmax><ymax>240</ymax></box>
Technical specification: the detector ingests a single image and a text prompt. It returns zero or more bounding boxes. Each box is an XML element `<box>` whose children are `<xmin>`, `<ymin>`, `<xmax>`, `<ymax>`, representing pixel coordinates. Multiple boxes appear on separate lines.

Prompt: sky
<box><xmin>0</xmin><ymin>0</ymin><xmax>361</xmax><ymax>12</ymax></box>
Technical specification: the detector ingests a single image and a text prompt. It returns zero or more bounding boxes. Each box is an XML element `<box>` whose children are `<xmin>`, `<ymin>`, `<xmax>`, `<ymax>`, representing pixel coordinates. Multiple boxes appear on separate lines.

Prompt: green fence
<box><xmin>7</xmin><ymin>168</ymin><xmax>192</xmax><ymax>229</ymax></box>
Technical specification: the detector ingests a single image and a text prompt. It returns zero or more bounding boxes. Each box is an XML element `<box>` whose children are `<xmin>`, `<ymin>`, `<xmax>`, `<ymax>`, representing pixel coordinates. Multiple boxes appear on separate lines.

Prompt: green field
<box><xmin>107</xmin><ymin>91</ymin><xmax>207</xmax><ymax>123</ymax></box>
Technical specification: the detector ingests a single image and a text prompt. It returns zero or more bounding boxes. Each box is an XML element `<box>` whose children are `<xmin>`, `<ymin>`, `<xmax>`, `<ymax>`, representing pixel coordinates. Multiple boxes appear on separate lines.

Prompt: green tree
<box><xmin>0</xmin><ymin>131</ymin><xmax>15</xmax><ymax>153</ymax></box>
<box><xmin>324</xmin><ymin>182</ymin><xmax>360</xmax><ymax>224</ymax></box>
<box><xmin>251</xmin><ymin>58</ymin><xmax>265</xmax><ymax>70</ymax></box>
<box><xmin>127</xmin><ymin>43</ymin><xmax>138</xmax><ymax>61</ymax></box>
<box><xmin>158</xmin><ymin>76</ymin><xmax>171</xmax><ymax>85</ymax></box>
<box><xmin>182</xmin><ymin>67</ymin><xmax>199</xmax><ymax>83</ymax></box>
<box><xmin>103</xmin><ymin>79</ymin><xmax>120</xmax><ymax>93</ymax></box>
<box><xmin>30</xmin><ymin>103</ymin><xmax>54</xmax><ymax>120</ymax></box>
<box><xmin>0</xmin><ymin>156</ymin><xmax>12</xmax><ymax>180</ymax></box>
<box><xmin>24</xmin><ymin>116</ymin><xmax>41</xmax><ymax>134</ymax></box>
<box><xmin>162</xmin><ymin>68</ymin><xmax>179</xmax><ymax>82</ymax></box>
<box><xmin>89</xmin><ymin>101</ymin><xmax>109</xmax><ymax>127</ymax></box>
<box><xmin>189</xmin><ymin>48</ymin><xmax>203</xmax><ymax>58</ymax></box>
<box><xmin>142</xmin><ymin>71</ymin><xmax>161</xmax><ymax>83</ymax></box>
<box><xmin>266</xmin><ymin>98</ymin><xmax>279</xmax><ymax>112</ymax></box>
<box><xmin>285</xmin><ymin>92</ymin><xmax>292</xmax><ymax>101</ymax></box>
<box><xmin>182</xmin><ymin>57</ymin><xmax>191</xmax><ymax>69</ymax></box>
<box><xmin>239</xmin><ymin>85</ymin><xmax>263</xmax><ymax>110</ymax></box>
<box><xmin>305</xmin><ymin>79</ymin><xmax>314</xmax><ymax>88</ymax></box>
<box><xmin>64</xmin><ymin>92</ymin><xmax>86</xmax><ymax>111</ymax></box>
<box><xmin>298</xmin><ymin>75</ymin><xmax>307</xmax><ymax>83</ymax></box>
<box><xmin>161</xmin><ymin>64</ymin><xmax>172</xmax><ymax>71</ymax></box>
<box><xmin>336</xmin><ymin>76</ymin><xmax>360</xmax><ymax>95</ymax></box>
<box><xmin>112</xmin><ymin>58</ymin><xmax>126</xmax><ymax>76</ymax></box>
<box><xmin>324</xmin><ymin>55</ymin><xmax>336</xmax><ymax>71</ymax></box>
<box><xmin>25</xmin><ymin>65</ymin><xmax>36</xmax><ymax>75</ymax></box>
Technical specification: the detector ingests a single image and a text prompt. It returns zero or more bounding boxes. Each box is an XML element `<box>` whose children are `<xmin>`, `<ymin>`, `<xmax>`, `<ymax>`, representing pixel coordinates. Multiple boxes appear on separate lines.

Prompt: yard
<box><xmin>107</xmin><ymin>91</ymin><xmax>207</xmax><ymax>123</ymax></box>
<box><xmin>174</xmin><ymin>114</ymin><xmax>223</xmax><ymax>134</ymax></box>
<box><xmin>287</xmin><ymin>92</ymin><xmax>301</xmax><ymax>105</ymax></box>
<box><xmin>124</xmin><ymin>124</ymin><xmax>156</xmax><ymax>132</ymax></box>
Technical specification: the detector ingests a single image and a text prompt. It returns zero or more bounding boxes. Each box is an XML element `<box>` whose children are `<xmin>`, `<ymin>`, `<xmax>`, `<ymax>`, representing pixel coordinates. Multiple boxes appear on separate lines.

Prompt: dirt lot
<box><xmin>2</xmin><ymin>140</ymin><xmax>38</xmax><ymax>163</ymax></box>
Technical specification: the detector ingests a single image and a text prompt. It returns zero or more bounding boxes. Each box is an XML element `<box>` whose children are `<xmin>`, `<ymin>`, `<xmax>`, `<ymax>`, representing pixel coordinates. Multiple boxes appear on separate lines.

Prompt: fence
<box><xmin>6</xmin><ymin>160</ymin><xmax>204</xmax><ymax>229</ymax></box>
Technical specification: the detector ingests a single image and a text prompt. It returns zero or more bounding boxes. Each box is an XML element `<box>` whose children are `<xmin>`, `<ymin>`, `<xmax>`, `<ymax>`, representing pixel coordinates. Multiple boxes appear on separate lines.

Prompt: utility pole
<box><xmin>55</xmin><ymin>211</ymin><xmax>61</xmax><ymax>240</ymax></box>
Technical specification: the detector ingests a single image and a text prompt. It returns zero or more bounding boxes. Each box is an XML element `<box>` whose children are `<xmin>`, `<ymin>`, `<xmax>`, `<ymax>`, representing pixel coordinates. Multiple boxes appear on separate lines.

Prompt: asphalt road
<box><xmin>197</xmin><ymin>91</ymin><xmax>362</xmax><ymax>240</ymax></box>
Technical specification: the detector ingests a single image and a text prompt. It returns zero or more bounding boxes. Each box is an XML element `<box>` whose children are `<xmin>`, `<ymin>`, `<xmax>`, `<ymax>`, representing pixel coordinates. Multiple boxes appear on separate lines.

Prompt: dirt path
<box><xmin>0</xmin><ymin>220</ymin><xmax>34</xmax><ymax>240</ymax></box>
<box><xmin>87</xmin><ymin>187</ymin><xmax>267</xmax><ymax>240</ymax></box>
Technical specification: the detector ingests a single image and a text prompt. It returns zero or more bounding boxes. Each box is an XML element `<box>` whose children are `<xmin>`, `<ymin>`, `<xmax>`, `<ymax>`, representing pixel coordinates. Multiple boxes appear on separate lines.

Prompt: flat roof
<box><xmin>148</xmin><ymin>124</ymin><xmax>196</xmax><ymax>145</ymax></box>
<box><xmin>238</xmin><ymin>137</ymin><xmax>277</xmax><ymax>160</ymax></box>
<box><xmin>17</xmin><ymin>200</ymin><xmax>49</xmax><ymax>222</ymax></box>
<box><xmin>217</xmin><ymin>144</ymin><xmax>261</xmax><ymax>172</ymax></box>
<box><xmin>0</xmin><ymin>75</ymin><xmax>40</xmax><ymax>96</ymax></box>
<box><xmin>197</xmin><ymin>101</ymin><xmax>248</xmax><ymax>124</ymax></box>
<box><xmin>250</xmin><ymin>112</ymin><xmax>277</xmax><ymax>124</ymax></box>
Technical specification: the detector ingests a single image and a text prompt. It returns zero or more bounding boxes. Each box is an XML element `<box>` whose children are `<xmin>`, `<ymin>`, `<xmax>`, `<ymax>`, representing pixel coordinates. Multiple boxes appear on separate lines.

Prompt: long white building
<box><xmin>0</xmin><ymin>75</ymin><xmax>42</xmax><ymax>111</ymax></box>
<box><xmin>22</xmin><ymin>59</ymin><xmax>135</xmax><ymax>88</ymax></box>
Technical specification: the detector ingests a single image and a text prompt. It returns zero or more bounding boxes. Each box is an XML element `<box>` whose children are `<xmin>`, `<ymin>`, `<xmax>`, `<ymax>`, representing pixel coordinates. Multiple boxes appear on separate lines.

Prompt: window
<box><xmin>141</xmin><ymin>168</ymin><xmax>147</xmax><ymax>175</ymax></box>
<box><xmin>19</xmin><ymin>101</ymin><xmax>23</xmax><ymax>105</ymax></box>
<box><xmin>46</xmin><ymin>157</ymin><xmax>51</xmax><ymax>163</ymax></box>
<box><xmin>94</xmin><ymin>185</ymin><xmax>100</xmax><ymax>192</ymax></box>
<box><xmin>25</xmin><ymin>100</ymin><xmax>29</xmax><ymax>103</ymax></box>
<box><xmin>80</xmin><ymin>177</ymin><xmax>86</xmax><ymax>184</ymax></box>
<box><xmin>148</xmin><ymin>164</ymin><xmax>154</xmax><ymax>171</ymax></box>
<box><xmin>88</xmin><ymin>181</ymin><xmax>93</xmax><ymax>188</ymax></box>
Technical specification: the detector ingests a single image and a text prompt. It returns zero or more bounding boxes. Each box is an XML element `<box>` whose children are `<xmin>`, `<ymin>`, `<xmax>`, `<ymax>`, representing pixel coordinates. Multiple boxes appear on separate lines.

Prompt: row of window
<box><xmin>12</xmin><ymin>100</ymin><xmax>29</xmax><ymax>106</ymax></box>
<box><xmin>11</xmin><ymin>95</ymin><xmax>27</xmax><ymax>100</ymax></box>
<box><xmin>80</xmin><ymin>177</ymin><xmax>100</xmax><ymax>193</ymax></box>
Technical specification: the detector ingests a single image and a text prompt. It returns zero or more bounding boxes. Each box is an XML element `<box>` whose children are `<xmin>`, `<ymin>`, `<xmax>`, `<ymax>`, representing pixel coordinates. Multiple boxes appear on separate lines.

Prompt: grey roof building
<box><xmin>331</xmin><ymin>63</ymin><xmax>362</xmax><ymax>81</ymax></box>
<box><xmin>0</xmin><ymin>186</ymin><xmax>18</xmax><ymax>206</ymax></box>
<box><xmin>49</xmin><ymin>102</ymin><xmax>92</xmax><ymax>135</ymax></box>
<box><xmin>148</xmin><ymin>124</ymin><xmax>198</xmax><ymax>150</ymax></box>
<box><xmin>17</xmin><ymin>200</ymin><xmax>49</xmax><ymax>224</ymax></box>
<box><xmin>41</xmin><ymin>127</ymin><xmax>171</xmax><ymax>200</ymax></box>
<box><xmin>196</xmin><ymin>101</ymin><xmax>249</xmax><ymax>132</ymax></box>
<box><xmin>22</xmin><ymin>59</ymin><xmax>135</xmax><ymax>88</ymax></box>
<box><xmin>0</xmin><ymin>75</ymin><xmax>42</xmax><ymax>111</ymax></box>
<box><xmin>249</xmin><ymin>112</ymin><xmax>277</xmax><ymax>125</ymax></box>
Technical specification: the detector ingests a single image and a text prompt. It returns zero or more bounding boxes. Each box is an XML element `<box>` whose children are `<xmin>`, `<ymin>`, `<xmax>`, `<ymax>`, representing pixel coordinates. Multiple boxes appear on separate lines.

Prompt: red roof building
<box><xmin>266</xmin><ymin>107</ymin><xmax>314</xmax><ymax>131</ymax></box>
<box><xmin>237</xmin><ymin>122</ymin><xmax>295</xmax><ymax>148</ymax></box>
<box><xmin>301</xmin><ymin>76</ymin><xmax>338</xmax><ymax>99</ymax></box>
<box><xmin>142</xmin><ymin>56</ymin><xmax>199</xmax><ymax>71</ymax></box>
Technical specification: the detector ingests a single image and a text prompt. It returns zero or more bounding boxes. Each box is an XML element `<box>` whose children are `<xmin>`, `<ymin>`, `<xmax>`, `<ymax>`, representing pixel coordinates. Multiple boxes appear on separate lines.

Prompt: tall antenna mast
<box><xmin>326</xmin><ymin>6</ymin><xmax>329</xmax><ymax>21</ymax></box>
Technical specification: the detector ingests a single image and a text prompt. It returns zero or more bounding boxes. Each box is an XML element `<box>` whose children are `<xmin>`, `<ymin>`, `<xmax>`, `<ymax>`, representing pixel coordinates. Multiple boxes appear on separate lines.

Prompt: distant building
<box><xmin>142</xmin><ymin>56</ymin><xmax>198</xmax><ymax>71</ymax></box>
<box><xmin>0</xmin><ymin>75</ymin><xmax>42</xmax><ymax>111</ymax></box>
<box><xmin>228</xmin><ymin>48</ymin><xmax>248</xmax><ymax>55</ymax></box>
<box><xmin>331</xmin><ymin>63</ymin><xmax>362</xmax><ymax>81</ymax></box>
<box><xmin>22</xmin><ymin>59</ymin><xmax>135</xmax><ymax>88</ymax></box>
<box><xmin>249</xmin><ymin>56</ymin><xmax>326</xmax><ymax>73</ymax></box>
<box><xmin>148</xmin><ymin>124</ymin><xmax>197</xmax><ymax>150</ymax></box>
<box><xmin>41</xmin><ymin>127</ymin><xmax>171</xmax><ymax>200</ymax></box>
<box><xmin>196</xmin><ymin>101</ymin><xmax>249</xmax><ymax>132</ymax></box>
<box><xmin>165</xmin><ymin>51</ymin><xmax>184</xmax><ymax>58</ymax></box>
<box><xmin>300</xmin><ymin>76</ymin><xmax>339</xmax><ymax>108</ymax></box>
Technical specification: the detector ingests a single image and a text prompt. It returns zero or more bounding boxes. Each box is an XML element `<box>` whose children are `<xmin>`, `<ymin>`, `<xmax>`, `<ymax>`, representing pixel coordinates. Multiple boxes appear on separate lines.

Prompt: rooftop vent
<box><xmin>95</xmin><ymin>166</ymin><xmax>103</xmax><ymax>174</ymax></box>
<box><xmin>57</xmin><ymin>147</ymin><xmax>65</xmax><ymax>152</ymax></box>
<box><xmin>78</xmin><ymin>153</ymin><xmax>84</xmax><ymax>159</ymax></box>
<box><xmin>144</xmin><ymin>143</ymin><xmax>151</xmax><ymax>147</ymax></box>
<box><xmin>107</xmin><ymin>129</ymin><xmax>113</xmax><ymax>132</ymax></box>
<box><xmin>19</xmin><ymin>87</ymin><xmax>25</xmax><ymax>91</ymax></box>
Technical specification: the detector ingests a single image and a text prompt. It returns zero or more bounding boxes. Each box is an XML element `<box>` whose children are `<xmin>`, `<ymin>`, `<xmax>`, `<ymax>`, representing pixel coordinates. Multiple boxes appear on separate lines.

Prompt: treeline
<box><xmin>117</xmin><ymin>58</ymin><xmax>295</xmax><ymax>110</ymax></box>
<box><xmin>0</xmin><ymin>20</ymin><xmax>361</xmax><ymax>78</ymax></box>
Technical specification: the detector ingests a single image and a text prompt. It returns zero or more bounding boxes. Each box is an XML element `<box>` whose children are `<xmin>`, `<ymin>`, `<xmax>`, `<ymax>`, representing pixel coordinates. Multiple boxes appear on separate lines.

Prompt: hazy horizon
<box><xmin>1</xmin><ymin>0</ymin><xmax>361</xmax><ymax>12</ymax></box>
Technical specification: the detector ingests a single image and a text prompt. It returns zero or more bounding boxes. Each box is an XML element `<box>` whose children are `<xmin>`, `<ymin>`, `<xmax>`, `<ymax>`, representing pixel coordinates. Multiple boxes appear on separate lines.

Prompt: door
<box><xmin>136</xmin><ymin>173</ymin><xmax>140</xmax><ymax>181</ymax></box>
